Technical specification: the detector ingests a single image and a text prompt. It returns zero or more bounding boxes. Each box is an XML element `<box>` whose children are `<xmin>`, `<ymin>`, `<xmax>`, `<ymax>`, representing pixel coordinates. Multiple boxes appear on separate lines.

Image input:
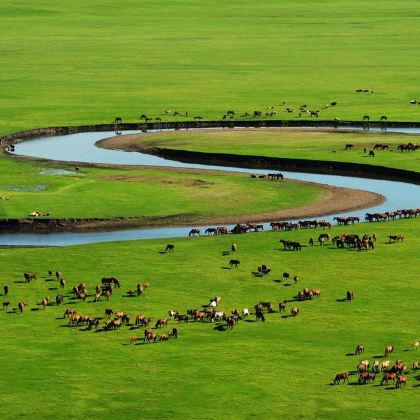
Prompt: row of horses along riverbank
<box><xmin>186</xmin><ymin>208</ymin><xmax>419</xmax><ymax>239</ymax></box>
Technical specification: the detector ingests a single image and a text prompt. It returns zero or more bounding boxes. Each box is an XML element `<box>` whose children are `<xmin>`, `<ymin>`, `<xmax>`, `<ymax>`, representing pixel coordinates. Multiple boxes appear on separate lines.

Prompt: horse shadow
<box><xmin>346</xmin><ymin>353</ymin><xmax>355</xmax><ymax>357</ymax></box>
<box><xmin>122</xmin><ymin>294</ymin><xmax>136</xmax><ymax>298</ymax></box>
<box><xmin>221</xmin><ymin>267</ymin><xmax>231</xmax><ymax>270</ymax></box>
<box><xmin>373</xmin><ymin>355</ymin><xmax>383</xmax><ymax>359</ymax></box>
<box><xmin>213</xmin><ymin>324</ymin><xmax>228</xmax><ymax>332</ymax></box>
<box><xmin>283</xmin><ymin>283</ymin><xmax>292</xmax><ymax>287</ymax></box>
<box><xmin>30</xmin><ymin>308</ymin><xmax>41</xmax><ymax>312</ymax></box>
<box><xmin>222</xmin><ymin>251</ymin><xmax>230</xmax><ymax>256</ymax></box>
<box><xmin>158</xmin><ymin>251</ymin><xmax>167</xmax><ymax>254</ymax></box>
<box><xmin>336</xmin><ymin>298</ymin><xmax>348</xmax><ymax>302</ymax></box>
<box><xmin>48</xmin><ymin>287</ymin><xmax>58</xmax><ymax>291</ymax></box>
<box><xmin>273</xmin><ymin>279</ymin><xmax>282</xmax><ymax>283</ymax></box>
<box><xmin>244</xmin><ymin>319</ymin><xmax>256</xmax><ymax>323</ymax></box>
<box><xmin>281</xmin><ymin>315</ymin><xmax>293</xmax><ymax>318</ymax></box>
<box><xmin>252</xmin><ymin>272</ymin><xmax>263</xmax><ymax>277</ymax></box>
<box><xmin>45</xmin><ymin>278</ymin><xmax>55</xmax><ymax>282</ymax></box>
<box><xmin>14</xmin><ymin>281</ymin><xmax>25</xmax><ymax>284</ymax></box>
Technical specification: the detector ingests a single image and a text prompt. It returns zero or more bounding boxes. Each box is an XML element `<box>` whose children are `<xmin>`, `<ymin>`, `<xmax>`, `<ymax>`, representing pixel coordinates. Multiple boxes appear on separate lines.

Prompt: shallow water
<box><xmin>3</xmin><ymin>184</ymin><xmax>47</xmax><ymax>192</ymax></box>
<box><xmin>39</xmin><ymin>169</ymin><xmax>78</xmax><ymax>176</ymax></box>
<box><xmin>2</xmin><ymin>127</ymin><xmax>419</xmax><ymax>246</ymax></box>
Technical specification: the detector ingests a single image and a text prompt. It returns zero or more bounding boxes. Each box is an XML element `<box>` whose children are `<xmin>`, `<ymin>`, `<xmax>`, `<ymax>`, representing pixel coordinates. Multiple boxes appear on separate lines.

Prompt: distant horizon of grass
<box><xmin>1</xmin><ymin>0</ymin><xmax>420</xmax><ymax>137</ymax></box>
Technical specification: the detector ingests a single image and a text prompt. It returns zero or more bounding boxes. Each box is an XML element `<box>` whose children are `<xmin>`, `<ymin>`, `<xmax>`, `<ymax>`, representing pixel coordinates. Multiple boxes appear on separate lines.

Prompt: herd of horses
<box><xmin>344</xmin><ymin>142</ymin><xmax>418</xmax><ymax>153</ymax></box>
<box><xmin>2</xmin><ymin>200</ymin><xmax>417</xmax><ymax>393</ymax></box>
<box><xmin>183</xmin><ymin>208</ymin><xmax>417</xmax><ymax>244</ymax></box>
<box><xmin>333</xmin><ymin>344</ymin><xmax>419</xmax><ymax>388</ymax></box>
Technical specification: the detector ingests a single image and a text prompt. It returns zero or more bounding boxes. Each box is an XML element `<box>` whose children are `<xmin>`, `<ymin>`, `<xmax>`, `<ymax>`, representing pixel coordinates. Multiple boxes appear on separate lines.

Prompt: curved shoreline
<box><xmin>0</xmin><ymin>182</ymin><xmax>384</xmax><ymax>233</ymax></box>
<box><xmin>97</xmin><ymin>132</ymin><xmax>420</xmax><ymax>185</ymax></box>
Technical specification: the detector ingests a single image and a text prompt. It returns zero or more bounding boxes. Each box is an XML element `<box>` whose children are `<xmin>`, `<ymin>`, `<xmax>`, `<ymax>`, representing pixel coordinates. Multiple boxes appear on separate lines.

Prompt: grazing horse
<box><xmin>24</xmin><ymin>272</ymin><xmax>36</xmax><ymax>283</ymax></box>
<box><xmin>41</xmin><ymin>297</ymin><xmax>49</xmax><ymax>310</ymax></box>
<box><xmin>381</xmin><ymin>373</ymin><xmax>396</xmax><ymax>385</ymax></box>
<box><xmin>205</xmin><ymin>228</ymin><xmax>217</xmax><ymax>236</ymax></box>
<box><xmin>345</xmin><ymin>144</ymin><xmax>354</xmax><ymax>150</ymax></box>
<box><xmin>217</xmin><ymin>226</ymin><xmax>228</xmax><ymax>235</ymax></box>
<box><xmin>333</xmin><ymin>373</ymin><xmax>349</xmax><ymax>385</ymax></box>
<box><xmin>59</xmin><ymin>278</ymin><xmax>66</xmax><ymax>288</ymax></box>
<box><xmin>384</xmin><ymin>345</ymin><xmax>394</xmax><ymax>357</ymax></box>
<box><xmin>229</xmin><ymin>259</ymin><xmax>240</xmax><ymax>268</ymax></box>
<box><xmin>395</xmin><ymin>375</ymin><xmax>407</xmax><ymax>389</ymax></box>
<box><xmin>279</xmin><ymin>300</ymin><xmax>287</xmax><ymax>312</ymax></box>
<box><xmin>346</xmin><ymin>291</ymin><xmax>354</xmax><ymax>301</ymax></box>
<box><xmin>2</xmin><ymin>301</ymin><xmax>10</xmax><ymax>310</ymax></box>
<box><xmin>169</xmin><ymin>327</ymin><xmax>179</xmax><ymax>339</ymax></box>
<box><xmin>105</xmin><ymin>308</ymin><xmax>114</xmax><ymax>318</ymax></box>
<box><xmin>231</xmin><ymin>243</ymin><xmax>238</xmax><ymax>253</ymax></box>
<box><xmin>363</xmin><ymin>115</ymin><xmax>370</xmax><ymax>121</ymax></box>
<box><xmin>18</xmin><ymin>301</ymin><xmax>26</xmax><ymax>314</ymax></box>
<box><xmin>55</xmin><ymin>294</ymin><xmax>64</xmax><ymax>306</ymax></box>
<box><xmin>189</xmin><ymin>228</ymin><xmax>200</xmax><ymax>237</ymax></box>
<box><xmin>355</xmin><ymin>344</ymin><xmax>365</xmax><ymax>355</ymax></box>
<box><xmin>368</xmin><ymin>150</ymin><xmax>375</xmax><ymax>157</ymax></box>
<box><xmin>63</xmin><ymin>308</ymin><xmax>76</xmax><ymax>318</ymax></box>
<box><xmin>226</xmin><ymin>317</ymin><xmax>235</xmax><ymax>329</ymax></box>
<box><xmin>388</xmin><ymin>234</ymin><xmax>404</xmax><ymax>243</ymax></box>
<box><xmin>291</xmin><ymin>307</ymin><xmax>300</xmax><ymax>317</ymax></box>
<box><xmin>155</xmin><ymin>318</ymin><xmax>168</xmax><ymax>328</ymax></box>
<box><xmin>165</xmin><ymin>244</ymin><xmax>175</xmax><ymax>253</ymax></box>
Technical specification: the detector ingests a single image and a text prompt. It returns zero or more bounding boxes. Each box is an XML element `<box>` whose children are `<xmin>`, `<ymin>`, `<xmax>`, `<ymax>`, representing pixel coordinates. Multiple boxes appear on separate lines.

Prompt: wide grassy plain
<box><xmin>127</xmin><ymin>129</ymin><xmax>420</xmax><ymax>173</ymax></box>
<box><xmin>1</xmin><ymin>0</ymin><xmax>420</xmax><ymax>418</ymax></box>
<box><xmin>0</xmin><ymin>218</ymin><xmax>419</xmax><ymax>418</ymax></box>
<box><xmin>1</xmin><ymin>0</ymin><xmax>420</xmax><ymax>137</ymax></box>
<box><xmin>0</xmin><ymin>153</ymin><xmax>324</xmax><ymax>221</ymax></box>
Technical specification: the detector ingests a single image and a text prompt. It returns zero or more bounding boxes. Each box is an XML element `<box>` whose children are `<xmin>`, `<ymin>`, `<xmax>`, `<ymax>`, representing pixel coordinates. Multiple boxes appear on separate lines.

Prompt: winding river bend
<box><xmin>2</xmin><ymin>127</ymin><xmax>420</xmax><ymax>246</ymax></box>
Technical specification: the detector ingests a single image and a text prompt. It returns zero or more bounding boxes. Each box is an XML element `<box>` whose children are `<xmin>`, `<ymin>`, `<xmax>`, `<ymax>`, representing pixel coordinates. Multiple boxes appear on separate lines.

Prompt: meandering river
<box><xmin>2</xmin><ymin>127</ymin><xmax>419</xmax><ymax>246</ymax></box>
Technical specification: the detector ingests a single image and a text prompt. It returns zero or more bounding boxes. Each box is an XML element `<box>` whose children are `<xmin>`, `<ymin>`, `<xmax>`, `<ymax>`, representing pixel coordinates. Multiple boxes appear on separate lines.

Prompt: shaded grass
<box><xmin>0</xmin><ymin>218</ymin><xmax>418</xmax><ymax>418</ymax></box>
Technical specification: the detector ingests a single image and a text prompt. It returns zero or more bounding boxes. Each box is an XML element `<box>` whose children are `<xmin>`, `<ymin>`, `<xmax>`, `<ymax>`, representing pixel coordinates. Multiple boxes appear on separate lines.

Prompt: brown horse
<box><xmin>384</xmin><ymin>345</ymin><xmax>394</xmax><ymax>357</ymax></box>
<box><xmin>355</xmin><ymin>344</ymin><xmax>365</xmax><ymax>355</ymax></box>
<box><xmin>291</xmin><ymin>307</ymin><xmax>300</xmax><ymax>317</ymax></box>
<box><xmin>333</xmin><ymin>373</ymin><xmax>349</xmax><ymax>384</ymax></box>
<box><xmin>188</xmin><ymin>228</ymin><xmax>200</xmax><ymax>237</ymax></box>
<box><xmin>155</xmin><ymin>318</ymin><xmax>168</xmax><ymax>328</ymax></box>
<box><xmin>396</xmin><ymin>375</ymin><xmax>407</xmax><ymax>388</ymax></box>
<box><xmin>381</xmin><ymin>372</ymin><xmax>396</xmax><ymax>385</ymax></box>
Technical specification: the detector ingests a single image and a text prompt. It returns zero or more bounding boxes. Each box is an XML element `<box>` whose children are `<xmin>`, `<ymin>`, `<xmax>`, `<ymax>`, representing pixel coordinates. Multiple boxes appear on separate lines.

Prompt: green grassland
<box><xmin>0</xmin><ymin>153</ymin><xmax>323</xmax><ymax>220</ymax></box>
<box><xmin>0</xmin><ymin>218</ymin><xmax>418</xmax><ymax>418</ymax></box>
<box><xmin>131</xmin><ymin>129</ymin><xmax>420</xmax><ymax>172</ymax></box>
<box><xmin>1</xmin><ymin>0</ymin><xmax>420</xmax><ymax>418</ymax></box>
<box><xmin>1</xmin><ymin>0</ymin><xmax>420</xmax><ymax>137</ymax></box>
